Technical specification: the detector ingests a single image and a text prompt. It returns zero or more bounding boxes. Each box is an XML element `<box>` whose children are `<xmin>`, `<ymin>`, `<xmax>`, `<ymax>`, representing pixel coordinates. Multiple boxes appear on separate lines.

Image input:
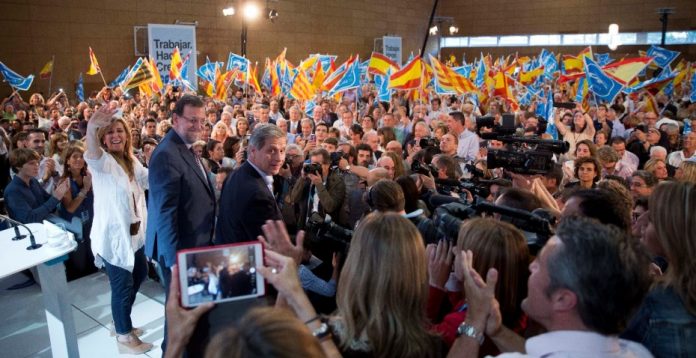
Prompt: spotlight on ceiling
<box><xmin>449</xmin><ymin>25</ymin><xmax>459</xmax><ymax>35</ymax></box>
<box><xmin>429</xmin><ymin>26</ymin><xmax>438</xmax><ymax>36</ymax></box>
<box><xmin>267</xmin><ymin>8</ymin><xmax>279</xmax><ymax>22</ymax></box>
<box><xmin>222</xmin><ymin>6</ymin><xmax>235</xmax><ymax>16</ymax></box>
<box><xmin>242</xmin><ymin>2</ymin><xmax>260</xmax><ymax>20</ymax></box>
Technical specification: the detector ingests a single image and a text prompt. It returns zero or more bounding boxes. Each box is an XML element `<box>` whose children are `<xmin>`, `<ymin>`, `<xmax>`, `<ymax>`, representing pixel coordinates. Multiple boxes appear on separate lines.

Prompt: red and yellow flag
<box><xmin>519</xmin><ymin>66</ymin><xmax>544</xmax><ymax>85</ymax></box>
<box><xmin>86</xmin><ymin>47</ymin><xmax>100</xmax><ymax>75</ymax></box>
<box><xmin>214</xmin><ymin>69</ymin><xmax>237</xmax><ymax>100</ymax></box>
<box><xmin>603</xmin><ymin>57</ymin><xmax>653</xmax><ymax>85</ymax></box>
<box><xmin>290</xmin><ymin>70</ymin><xmax>315</xmax><ymax>100</ymax></box>
<box><xmin>389</xmin><ymin>56</ymin><xmax>423</xmax><ymax>90</ymax></box>
<box><xmin>169</xmin><ymin>47</ymin><xmax>183</xmax><ymax>82</ymax></box>
<box><xmin>148</xmin><ymin>57</ymin><xmax>163</xmax><ymax>94</ymax></box>
<box><xmin>248</xmin><ymin>63</ymin><xmax>263</xmax><ymax>95</ymax></box>
<box><xmin>39</xmin><ymin>59</ymin><xmax>53</xmax><ymax>79</ymax></box>
<box><xmin>368</xmin><ymin>52</ymin><xmax>399</xmax><ymax>76</ymax></box>
<box><xmin>312</xmin><ymin>61</ymin><xmax>326</xmax><ymax>92</ymax></box>
<box><xmin>429</xmin><ymin>54</ymin><xmax>476</xmax><ymax>94</ymax></box>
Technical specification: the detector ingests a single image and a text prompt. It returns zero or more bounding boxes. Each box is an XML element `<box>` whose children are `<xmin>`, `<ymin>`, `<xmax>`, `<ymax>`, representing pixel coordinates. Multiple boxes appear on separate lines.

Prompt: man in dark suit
<box><xmin>145</xmin><ymin>95</ymin><xmax>216</xmax><ymax>356</ymax></box>
<box><xmin>216</xmin><ymin>124</ymin><xmax>286</xmax><ymax>243</ymax></box>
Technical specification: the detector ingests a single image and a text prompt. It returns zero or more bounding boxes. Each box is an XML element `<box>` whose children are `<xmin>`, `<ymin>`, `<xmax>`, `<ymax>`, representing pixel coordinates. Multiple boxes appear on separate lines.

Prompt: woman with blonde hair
<box><xmin>643</xmin><ymin>158</ymin><xmax>669</xmax><ymax>181</ymax></box>
<box><xmin>623</xmin><ymin>181</ymin><xmax>696</xmax><ymax>357</ymax></box>
<box><xmin>211</xmin><ymin>121</ymin><xmax>230</xmax><ymax>143</ymax></box>
<box><xmin>85</xmin><ymin>107</ymin><xmax>152</xmax><ymax>354</ymax></box>
<box><xmin>675</xmin><ymin>158</ymin><xmax>696</xmax><ymax>183</ymax></box>
<box><xmin>256</xmin><ymin>213</ymin><xmax>443</xmax><ymax>358</ymax></box>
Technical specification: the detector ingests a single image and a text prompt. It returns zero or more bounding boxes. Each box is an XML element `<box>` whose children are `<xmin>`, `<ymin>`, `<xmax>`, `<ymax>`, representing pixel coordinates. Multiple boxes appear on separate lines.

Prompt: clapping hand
<box><xmin>459</xmin><ymin>249</ymin><xmax>499</xmax><ymax>328</ymax></box>
<box><xmin>426</xmin><ymin>240</ymin><xmax>453</xmax><ymax>290</ymax></box>
<box><xmin>52</xmin><ymin>178</ymin><xmax>70</xmax><ymax>200</ymax></box>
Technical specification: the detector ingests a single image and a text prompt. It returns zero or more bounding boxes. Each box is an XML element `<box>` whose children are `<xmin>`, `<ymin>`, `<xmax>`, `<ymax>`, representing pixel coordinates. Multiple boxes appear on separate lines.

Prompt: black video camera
<box><xmin>481</xmin><ymin>133</ymin><xmax>569</xmax><ymax>175</ymax></box>
<box><xmin>476</xmin><ymin>113</ymin><xmax>516</xmax><ymax>135</ymax></box>
<box><xmin>419</xmin><ymin>137</ymin><xmax>440</xmax><ymax>149</ymax></box>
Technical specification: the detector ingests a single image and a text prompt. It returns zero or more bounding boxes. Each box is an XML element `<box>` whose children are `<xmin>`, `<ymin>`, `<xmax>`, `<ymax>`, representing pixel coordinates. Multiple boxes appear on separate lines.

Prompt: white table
<box><xmin>0</xmin><ymin>222</ymin><xmax>79</xmax><ymax>358</ymax></box>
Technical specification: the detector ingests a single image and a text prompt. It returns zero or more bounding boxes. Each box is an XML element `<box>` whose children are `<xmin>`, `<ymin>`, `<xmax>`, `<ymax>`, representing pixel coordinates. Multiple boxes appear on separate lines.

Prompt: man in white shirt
<box><xmin>611</xmin><ymin>137</ymin><xmax>639</xmax><ymax>173</ymax></box>
<box><xmin>667</xmin><ymin>132</ymin><xmax>696</xmax><ymax>168</ymax></box>
<box><xmin>449</xmin><ymin>216</ymin><xmax>652</xmax><ymax>358</ymax></box>
<box><xmin>332</xmin><ymin>110</ymin><xmax>354</xmax><ymax>139</ymax></box>
<box><xmin>447</xmin><ymin>111</ymin><xmax>479</xmax><ymax>162</ymax></box>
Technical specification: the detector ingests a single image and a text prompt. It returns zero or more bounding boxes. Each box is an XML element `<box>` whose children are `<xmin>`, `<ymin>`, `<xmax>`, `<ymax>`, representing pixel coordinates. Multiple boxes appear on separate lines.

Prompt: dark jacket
<box><xmin>145</xmin><ymin>130</ymin><xmax>216</xmax><ymax>267</ymax></box>
<box><xmin>287</xmin><ymin>169</ymin><xmax>346</xmax><ymax>229</ymax></box>
<box><xmin>215</xmin><ymin>161</ymin><xmax>283</xmax><ymax>244</ymax></box>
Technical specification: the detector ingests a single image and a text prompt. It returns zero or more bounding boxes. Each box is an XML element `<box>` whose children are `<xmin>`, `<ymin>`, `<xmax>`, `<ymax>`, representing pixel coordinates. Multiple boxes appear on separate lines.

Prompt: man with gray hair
<box><xmin>449</xmin><ymin>216</ymin><xmax>652</xmax><ymax>357</ymax></box>
<box><xmin>216</xmin><ymin>123</ymin><xmax>286</xmax><ymax>243</ymax></box>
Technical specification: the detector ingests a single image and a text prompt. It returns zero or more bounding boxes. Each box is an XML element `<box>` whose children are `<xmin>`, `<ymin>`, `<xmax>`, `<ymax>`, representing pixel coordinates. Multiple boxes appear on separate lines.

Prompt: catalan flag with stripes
<box><xmin>122</xmin><ymin>58</ymin><xmax>154</xmax><ymax>91</ymax></box>
<box><xmin>429</xmin><ymin>54</ymin><xmax>476</xmax><ymax>95</ymax></box>
<box><xmin>214</xmin><ymin>69</ymin><xmax>237</xmax><ymax>100</ymax></box>
<box><xmin>289</xmin><ymin>69</ymin><xmax>315</xmax><ymax>100</ymax></box>
<box><xmin>248</xmin><ymin>63</ymin><xmax>263</xmax><ymax>95</ymax></box>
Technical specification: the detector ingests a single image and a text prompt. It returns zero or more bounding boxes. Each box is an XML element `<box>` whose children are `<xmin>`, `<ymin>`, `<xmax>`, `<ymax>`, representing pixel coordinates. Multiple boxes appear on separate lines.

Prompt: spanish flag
<box><xmin>389</xmin><ymin>56</ymin><xmax>422</xmax><ymax>90</ymax></box>
<box><xmin>562</xmin><ymin>55</ymin><xmax>583</xmax><ymax>74</ymax></box>
<box><xmin>602</xmin><ymin>57</ymin><xmax>653</xmax><ymax>85</ymax></box>
<box><xmin>519</xmin><ymin>66</ymin><xmax>544</xmax><ymax>85</ymax></box>
<box><xmin>39</xmin><ymin>59</ymin><xmax>53</xmax><ymax>79</ymax></box>
<box><xmin>368</xmin><ymin>52</ymin><xmax>399</xmax><ymax>76</ymax></box>
<box><xmin>169</xmin><ymin>47</ymin><xmax>183</xmax><ymax>82</ymax></box>
<box><xmin>86</xmin><ymin>47</ymin><xmax>101</xmax><ymax>75</ymax></box>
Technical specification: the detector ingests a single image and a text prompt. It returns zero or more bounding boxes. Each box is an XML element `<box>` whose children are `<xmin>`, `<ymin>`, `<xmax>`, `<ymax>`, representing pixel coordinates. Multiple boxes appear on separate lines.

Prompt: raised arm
<box><xmin>85</xmin><ymin>106</ymin><xmax>118</xmax><ymax>160</ymax></box>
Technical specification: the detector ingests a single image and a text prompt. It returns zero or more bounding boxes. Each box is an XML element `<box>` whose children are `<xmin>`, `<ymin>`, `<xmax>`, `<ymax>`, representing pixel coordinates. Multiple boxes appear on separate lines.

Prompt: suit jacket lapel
<box><xmin>170</xmin><ymin>131</ymin><xmax>214</xmax><ymax>197</ymax></box>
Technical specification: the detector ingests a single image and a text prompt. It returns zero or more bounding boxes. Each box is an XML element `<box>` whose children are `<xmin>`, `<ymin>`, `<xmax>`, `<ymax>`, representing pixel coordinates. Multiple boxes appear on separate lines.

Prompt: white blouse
<box><xmin>85</xmin><ymin>152</ymin><xmax>148</xmax><ymax>272</ymax></box>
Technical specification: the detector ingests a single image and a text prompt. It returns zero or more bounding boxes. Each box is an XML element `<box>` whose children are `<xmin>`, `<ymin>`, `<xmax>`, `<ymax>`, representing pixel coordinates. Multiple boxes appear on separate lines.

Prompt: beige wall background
<box><xmin>0</xmin><ymin>0</ymin><xmax>694</xmax><ymax>98</ymax></box>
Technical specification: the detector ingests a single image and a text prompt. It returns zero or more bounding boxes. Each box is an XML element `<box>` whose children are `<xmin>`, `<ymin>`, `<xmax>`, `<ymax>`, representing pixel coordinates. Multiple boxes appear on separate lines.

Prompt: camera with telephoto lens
<box><xmin>303</xmin><ymin>162</ymin><xmax>323</xmax><ymax>176</ymax></box>
<box><xmin>419</xmin><ymin>136</ymin><xmax>440</xmax><ymax>149</ymax></box>
<box><xmin>305</xmin><ymin>213</ymin><xmax>352</xmax><ymax>254</ymax></box>
<box><xmin>432</xmin><ymin>199</ymin><xmax>556</xmax><ymax>255</ymax></box>
<box><xmin>411</xmin><ymin>160</ymin><xmax>438</xmax><ymax>177</ymax></box>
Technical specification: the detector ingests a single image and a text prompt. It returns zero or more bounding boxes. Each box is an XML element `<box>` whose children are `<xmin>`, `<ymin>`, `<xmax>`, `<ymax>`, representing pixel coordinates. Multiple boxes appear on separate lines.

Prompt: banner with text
<box><xmin>148</xmin><ymin>24</ymin><xmax>197</xmax><ymax>89</ymax></box>
<box><xmin>382</xmin><ymin>36</ymin><xmax>402</xmax><ymax>67</ymax></box>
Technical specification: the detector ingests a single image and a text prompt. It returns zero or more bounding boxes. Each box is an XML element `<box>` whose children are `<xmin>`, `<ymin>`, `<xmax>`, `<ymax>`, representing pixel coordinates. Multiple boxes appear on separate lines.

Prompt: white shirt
<box><xmin>495</xmin><ymin>330</ymin><xmax>653</xmax><ymax>358</ymax></box>
<box><xmin>85</xmin><ymin>152</ymin><xmax>148</xmax><ymax>272</ymax></box>
<box><xmin>621</xmin><ymin>150</ymin><xmax>640</xmax><ymax>173</ymax></box>
<box><xmin>667</xmin><ymin>150</ymin><xmax>695</xmax><ymax>168</ymax></box>
<box><xmin>248</xmin><ymin>160</ymin><xmax>274</xmax><ymax>196</ymax></box>
<box><xmin>457</xmin><ymin>129</ymin><xmax>479</xmax><ymax>162</ymax></box>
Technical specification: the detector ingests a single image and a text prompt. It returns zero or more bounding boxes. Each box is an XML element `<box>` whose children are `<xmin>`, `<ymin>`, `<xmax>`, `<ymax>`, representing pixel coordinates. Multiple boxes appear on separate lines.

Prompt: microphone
<box><xmin>0</xmin><ymin>214</ymin><xmax>42</xmax><ymax>251</ymax></box>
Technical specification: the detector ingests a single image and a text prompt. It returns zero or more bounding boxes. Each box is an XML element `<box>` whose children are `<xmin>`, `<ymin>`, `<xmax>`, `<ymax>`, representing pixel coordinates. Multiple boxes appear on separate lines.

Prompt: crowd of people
<box><xmin>1</xmin><ymin>76</ymin><xmax>695</xmax><ymax>358</ymax></box>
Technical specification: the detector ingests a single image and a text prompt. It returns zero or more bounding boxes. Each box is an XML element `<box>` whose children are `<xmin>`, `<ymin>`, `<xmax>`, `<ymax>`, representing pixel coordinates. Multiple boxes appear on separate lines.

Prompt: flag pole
<box><xmin>98</xmin><ymin>67</ymin><xmax>108</xmax><ymax>88</ymax></box>
<box><xmin>47</xmin><ymin>55</ymin><xmax>55</xmax><ymax>95</ymax></box>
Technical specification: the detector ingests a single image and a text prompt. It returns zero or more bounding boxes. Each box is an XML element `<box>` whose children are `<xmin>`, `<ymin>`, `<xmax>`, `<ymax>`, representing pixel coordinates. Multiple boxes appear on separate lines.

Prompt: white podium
<box><xmin>0</xmin><ymin>222</ymin><xmax>80</xmax><ymax>358</ymax></box>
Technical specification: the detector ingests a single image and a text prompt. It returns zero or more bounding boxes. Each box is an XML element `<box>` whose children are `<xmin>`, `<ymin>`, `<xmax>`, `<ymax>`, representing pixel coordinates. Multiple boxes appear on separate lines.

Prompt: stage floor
<box><xmin>0</xmin><ymin>271</ymin><xmax>166</xmax><ymax>357</ymax></box>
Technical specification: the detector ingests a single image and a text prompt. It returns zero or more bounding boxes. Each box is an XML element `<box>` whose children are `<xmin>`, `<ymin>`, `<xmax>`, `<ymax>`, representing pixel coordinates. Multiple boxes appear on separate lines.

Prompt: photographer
<box><xmin>287</xmin><ymin>148</ymin><xmax>346</xmax><ymax>231</ymax></box>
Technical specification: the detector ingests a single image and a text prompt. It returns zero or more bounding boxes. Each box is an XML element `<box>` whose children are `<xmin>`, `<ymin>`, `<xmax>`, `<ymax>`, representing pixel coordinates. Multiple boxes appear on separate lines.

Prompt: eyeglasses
<box><xmin>179</xmin><ymin>115</ymin><xmax>205</xmax><ymax>126</ymax></box>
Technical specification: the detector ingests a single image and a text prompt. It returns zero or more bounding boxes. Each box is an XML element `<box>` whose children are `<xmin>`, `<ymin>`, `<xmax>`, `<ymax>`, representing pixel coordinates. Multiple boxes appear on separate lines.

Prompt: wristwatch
<box><xmin>456</xmin><ymin>322</ymin><xmax>484</xmax><ymax>345</ymax></box>
<box><xmin>344</xmin><ymin>165</ymin><xmax>351</xmax><ymax>171</ymax></box>
<box><xmin>312</xmin><ymin>322</ymin><xmax>332</xmax><ymax>340</ymax></box>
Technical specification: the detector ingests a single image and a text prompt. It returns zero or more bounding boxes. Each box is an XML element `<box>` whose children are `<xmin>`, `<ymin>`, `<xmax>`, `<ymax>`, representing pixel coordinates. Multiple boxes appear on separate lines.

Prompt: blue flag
<box><xmin>328</xmin><ymin>58</ymin><xmax>361</xmax><ymax>95</ymax></box>
<box><xmin>475</xmin><ymin>59</ymin><xmax>485</xmax><ymax>88</ymax></box>
<box><xmin>226</xmin><ymin>53</ymin><xmax>249</xmax><ymax>73</ymax></box>
<box><xmin>197</xmin><ymin>58</ymin><xmax>221</xmax><ymax>83</ymax></box>
<box><xmin>76</xmin><ymin>73</ymin><xmax>84</xmax><ymax>102</ymax></box>
<box><xmin>518</xmin><ymin>91</ymin><xmax>532</xmax><ymax>106</ymax></box>
<box><xmin>304</xmin><ymin>100</ymin><xmax>316</xmax><ymax>118</ymax></box>
<box><xmin>109</xmin><ymin>66</ymin><xmax>131</xmax><ymax>88</ymax></box>
<box><xmin>575</xmin><ymin>77</ymin><xmax>586</xmax><ymax>102</ymax></box>
<box><xmin>544</xmin><ymin>90</ymin><xmax>558</xmax><ymax>140</ymax></box>
<box><xmin>647</xmin><ymin>45</ymin><xmax>679</xmax><ymax>69</ymax></box>
<box><xmin>594</xmin><ymin>53</ymin><xmax>613</xmax><ymax>66</ymax></box>
<box><xmin>261</xmin><ymin>66</ymin><xmax>271</xmax><ymax>90</ymax></box>
<box><xmin>374</xmin><ymin>71</ymin><xmax>391</xmax><ymax>102</ymax></box>
<box><xmin>583</xmin><ymin>56</ymin><xmax>623</xmax><ymax>103</ymax></box>
<box><xmin>179</xmin><ymin>55</ymin><xmax>196</xmax><ymax>91</ymax></box>
<box><xmin>0</xmin><ymin>61</ymin><xmax>34</xmax><ymax>91</ymax></box>
<box><xmin>453</xmin><ymin>64</ymin><xmax>472</xmax><ymax>79</ymax></box>
<box><xmin>313</xmin><ymin>54</ymin><xmax>337</xmax><ymax>73</ymax></box>
<box><xmin>690</xmin><ymin>67</ymin><xmax>696</xmax><ymax>102</ymax></box>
